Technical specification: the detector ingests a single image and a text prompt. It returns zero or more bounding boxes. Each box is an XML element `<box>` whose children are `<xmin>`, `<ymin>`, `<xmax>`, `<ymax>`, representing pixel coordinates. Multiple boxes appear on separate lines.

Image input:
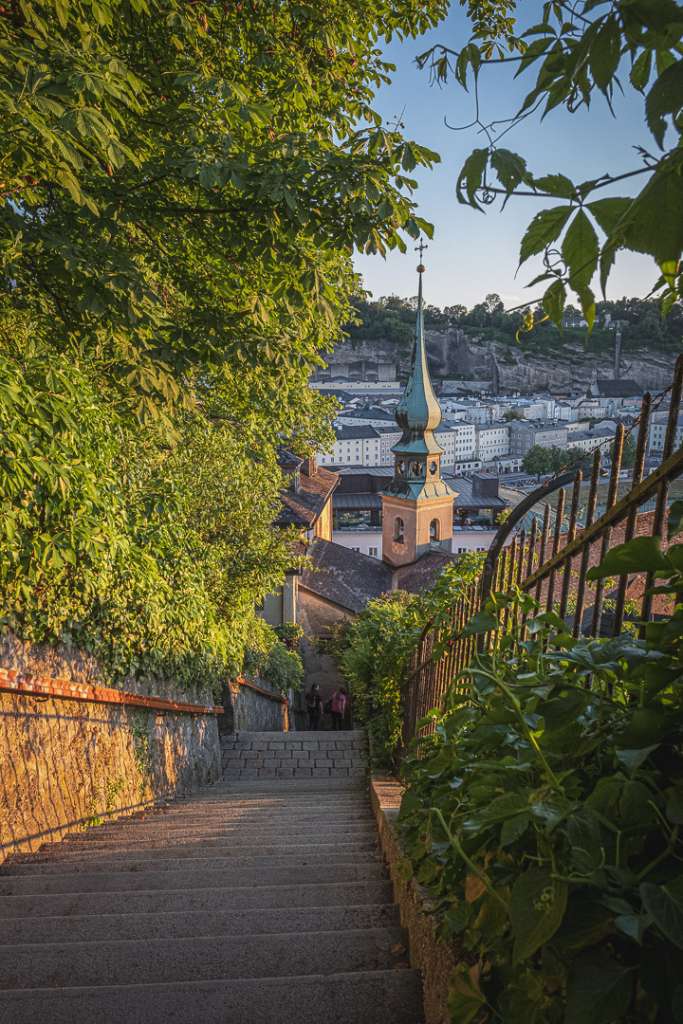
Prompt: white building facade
<box><xmin>475</xmin><ymin>422</ymin><xmax>510</xmax><ymax>462</ymax></box>
<box><xmin>648</xmin><ymin>412</ymin><xmax>683</xmax><ymax>454</ymax></box>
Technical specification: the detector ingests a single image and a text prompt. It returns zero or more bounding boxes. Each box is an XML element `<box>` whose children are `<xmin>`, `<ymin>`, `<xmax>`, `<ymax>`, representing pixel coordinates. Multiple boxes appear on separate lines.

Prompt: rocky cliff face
<box><xmin>325</xmin><ymin>331</ymin><xmax>676</xmax><ymax>394</ymax></box>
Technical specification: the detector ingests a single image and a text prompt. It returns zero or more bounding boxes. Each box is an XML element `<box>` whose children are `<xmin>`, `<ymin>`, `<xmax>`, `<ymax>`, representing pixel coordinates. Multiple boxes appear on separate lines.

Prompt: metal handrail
<box><xmin>403</xmin><ymin>354</ymin><xmax>683</xmax><ymax>745</ymax></box>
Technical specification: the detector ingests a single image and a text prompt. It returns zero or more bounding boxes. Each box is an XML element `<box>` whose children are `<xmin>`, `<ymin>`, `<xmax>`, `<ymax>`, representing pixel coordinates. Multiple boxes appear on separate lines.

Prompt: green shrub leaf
<box><xmin>565</xmin><ymin>951</ymin><xmax>633</xmax><ymax>1024</ymax></box>
<box><xmin>511</xmin><ymin>867</ymin><xmax>568</xmax><ymax>963</ymax></box>
<box><xmin>640</xmin><ymin>884</ymin><xmax>683</xmax><ymax>949</ymax></box>
<box><xmin>587</xmin><ymin>537</ymin><xmax>670</xmax><ymax>579</ymax></box>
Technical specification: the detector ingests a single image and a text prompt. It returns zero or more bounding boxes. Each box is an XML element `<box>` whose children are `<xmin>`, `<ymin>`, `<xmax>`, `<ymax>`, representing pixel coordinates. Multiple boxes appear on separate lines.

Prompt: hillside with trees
<box><xmin>346</xmin><ymin>292</ymin><xmax>683</xmax><ymax>356</ymax></box>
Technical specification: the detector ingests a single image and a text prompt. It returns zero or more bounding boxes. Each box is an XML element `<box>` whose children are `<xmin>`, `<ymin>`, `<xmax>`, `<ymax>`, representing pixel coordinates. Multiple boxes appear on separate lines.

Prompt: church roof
<box><xmin>277</xmin><ymin>465</ymin><xmax>339</xmax><ymax>530</ymax></box>
<box><xmin>593</xmin><ymin>379</ymin><xmax>643</xmax><ymax>398</ymax></box>
<box><xmin>299</xmin><ymin>538</ymin><xmax>460</xmax><ymax>614</ymax></box>
<box><xmin>299</xmin><ymin>539</ymin><xmax>393</xmax><ymax>613</ymax></box>
<box><xmin>393</xmin><ymin>550</ymin><xmax>460</xmax><ymax>592</ymax></box>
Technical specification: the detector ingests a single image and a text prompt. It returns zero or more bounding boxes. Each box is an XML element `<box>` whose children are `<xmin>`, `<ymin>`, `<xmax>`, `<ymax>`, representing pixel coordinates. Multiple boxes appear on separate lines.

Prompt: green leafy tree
<box><xmin>522</xmin><ymin>444</ymin><xmax>552</xmax><ymax>477</ymax></box>
<box><xmin>1</xmin><ymin>0</ymin><xmax>446</xmax><ymax>412</ymax></box>
<box><xmin>0</xmin><ymin>0</ymin><xmax>453</xmax><ymax>687</ymax></box>
<box><xmin>419</xmin><ymin>0</ymin><xmax>683</xmax><ymax>330</ymax></box>
<box><xmin>616</xmin><ymin>432</ymin><xmax>637</xmax><ymax>468</ymax></box>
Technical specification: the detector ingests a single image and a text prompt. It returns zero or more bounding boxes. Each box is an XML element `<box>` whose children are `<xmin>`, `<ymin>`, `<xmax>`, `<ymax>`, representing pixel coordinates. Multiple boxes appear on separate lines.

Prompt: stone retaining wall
<box><xmin>219</xmin><ymin>678</ymin><xmax>288</xmax><ymax>734</ymax></box>
<box><xmin>221</xmin><ymin>730</ymin><xmax>367</xmax><ymax>780</ymax></box>
<box><xmin>370</xmin><ymin>775</ymin><xmax>459</xmax><ymax>1024</ymax></box>
<box><xmin>0</xmin><ymin>634</ymin><xmax>222</xmax><ymax>865</ymax></box>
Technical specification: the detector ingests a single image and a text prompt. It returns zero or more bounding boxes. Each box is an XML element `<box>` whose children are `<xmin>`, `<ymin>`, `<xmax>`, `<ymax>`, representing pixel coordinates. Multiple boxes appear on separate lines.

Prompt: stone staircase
<box><xmin>0</xmin><ymin>730</ymin><xmax>424</xmax><ymax>1024</ymax></box>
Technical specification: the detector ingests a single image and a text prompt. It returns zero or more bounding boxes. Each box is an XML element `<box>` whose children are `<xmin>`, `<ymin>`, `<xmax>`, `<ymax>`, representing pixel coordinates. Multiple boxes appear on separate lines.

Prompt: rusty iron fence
<box><xmin>403</xmin><ymin>355</ymin><xmax>683</xmax><ymax>746</ymax></box>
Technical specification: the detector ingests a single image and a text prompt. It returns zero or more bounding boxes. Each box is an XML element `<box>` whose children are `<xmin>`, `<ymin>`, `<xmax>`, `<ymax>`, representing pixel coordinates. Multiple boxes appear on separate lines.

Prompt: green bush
<box><xmin>399</xmin><ymin>533</ymin><xmax>683</xmax><ymax>1024</ymax></box>
<box><xmin>262</xmin><ymin>643</ymin><xmax>304</xmax><ymax>695</ymax></box>
<box><xmin>0</xmin><ymin>309</ymin><xmax>306</xmax><ymax>694</ymax></box>
<box><xmin>338</xmin><ymin>591</ymin><xmax>423</xmax><ymax>767</ymax></box>
<box><xmin>274</xmin><ymin>622</ymin><xmax>305</xmax><ymax>648</ymax></box>
<box><xmin>337</xmin><ymin>554</ymin><xmax>484</xmax><ymax>768</ymax></box>
<box><xmin>243</xmin><ymin>618</ymin><xmax>304</xmax><ymax>695</ymax></box>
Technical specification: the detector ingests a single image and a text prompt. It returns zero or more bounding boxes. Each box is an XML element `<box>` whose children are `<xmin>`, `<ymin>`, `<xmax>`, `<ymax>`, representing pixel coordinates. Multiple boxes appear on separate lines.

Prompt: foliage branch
<box><xmin>418</xmin><ymin>0</ymin><xmax>683</xmax><ymax>332</ymax></box>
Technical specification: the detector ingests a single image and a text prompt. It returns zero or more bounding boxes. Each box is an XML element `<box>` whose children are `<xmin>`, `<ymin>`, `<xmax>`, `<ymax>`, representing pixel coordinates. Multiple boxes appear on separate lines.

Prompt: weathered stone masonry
<box><xmin>221</xmin><ymin>730</ymin><xmax>367</xmax><ymax>780</ymax></box>
<box><xmin>0</xmin><ymin>640</ymin><xmax>222</xmax><ymax>866</ymax></box>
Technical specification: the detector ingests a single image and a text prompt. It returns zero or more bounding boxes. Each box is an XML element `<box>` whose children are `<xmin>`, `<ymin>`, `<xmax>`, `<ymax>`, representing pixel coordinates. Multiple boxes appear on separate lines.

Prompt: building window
<box><xmin>429</xmin><ymin>518</ymin><xmax>440</xmax><ymax>542</ymax></box>
<box><xmin>394</xmin><ymin>517</ymin><xmax>405</xmax><ymax>544</ymax></box>
<box><xmin>369</xmin><ymin>546</ymin><xmax>378</xmax><ymax>558</ymax></box>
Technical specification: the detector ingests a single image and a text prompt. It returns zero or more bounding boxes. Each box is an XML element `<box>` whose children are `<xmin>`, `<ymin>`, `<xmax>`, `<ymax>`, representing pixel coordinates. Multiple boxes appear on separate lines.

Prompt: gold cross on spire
<box><xmin>416</xmin><ymin>238</ymin><xmax>427</xmax><ymax>272</ymax></box>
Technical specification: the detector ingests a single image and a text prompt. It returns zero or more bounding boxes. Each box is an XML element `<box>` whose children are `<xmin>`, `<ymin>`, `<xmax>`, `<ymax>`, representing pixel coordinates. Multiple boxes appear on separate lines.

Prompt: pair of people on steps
<box><xmin>304</xmin><ymin>684</ymin><xmax>348</xmax><ymax>730</ymax></box>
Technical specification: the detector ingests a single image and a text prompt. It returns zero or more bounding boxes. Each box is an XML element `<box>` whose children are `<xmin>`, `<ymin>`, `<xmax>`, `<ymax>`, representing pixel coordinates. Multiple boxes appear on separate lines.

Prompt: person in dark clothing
<box><xmin>330</xmin><ymin>687</ymin><xmax>348</xmax><ymax>730</ymax></box>
<box><xmin>305</xmin><ymin>684</ymin><xmax>322</xmax><ymax>730</ymax></box>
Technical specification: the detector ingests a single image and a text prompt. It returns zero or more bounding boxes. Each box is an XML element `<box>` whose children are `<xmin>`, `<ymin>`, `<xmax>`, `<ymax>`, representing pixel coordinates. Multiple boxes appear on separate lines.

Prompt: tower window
<box><xmin>394</xmin><ymin>517</ymin><xmax>405</xmax><ymax>544</ymax></box>
<box><xmin>430</xmin><ymin>519</ymin><xmax>440</xmax><ymax>542</ymax></box>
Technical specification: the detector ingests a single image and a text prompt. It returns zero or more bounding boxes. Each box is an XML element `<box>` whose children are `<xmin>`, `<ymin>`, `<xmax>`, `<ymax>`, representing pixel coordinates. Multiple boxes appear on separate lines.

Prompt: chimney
<box><xmin>302</xmin><ymin>455</ymin><xmax>317</xmax><ymax>477</ymax></box>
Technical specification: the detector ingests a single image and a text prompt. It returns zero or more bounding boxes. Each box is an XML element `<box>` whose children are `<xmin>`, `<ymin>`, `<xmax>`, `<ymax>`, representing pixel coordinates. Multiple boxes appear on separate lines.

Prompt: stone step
<box><xmin>221</xmin><ymin>768</ymin><xmax>366</xmax><ymax>779</ymax></box>
<box><xmin>222</xmin><ymin>730</ymin><xmax>367</xmax><ymax>740</ymax></box>
<box><xmin>0</xmin><ymin>903</ymin><xmax>401</xmax><ymax>946</ymax></box>
<box><xmin>0</xmin><ymin>879</ymin><xmax>395</xmax><ymax>920</ymax></box>
<box><xmin>63</xmin><ymin>815</ymin><xmax>374</xmax><ymax>831</ymax></box>
<box><xmin>16</xmin><ymin>840</ymin><xmax>376</xmax><ymax>864</ymax></box>
<box><xmin>169</xmin><ymin>790</ymin><xmax>368</xmax><ymax>802</ymax></box>
<box><xmin>0</xmin><ymin>861</ymin><xmax>383</xmax><ymax>897</ymax></box>
<box><xmin>53</xmin><ymin>826</ymin><xmax>378</xmax><ymax>845</ymax></box>
<box><xmin>75</xmin><ymin>809</ymin><xmax>373</xmax><ymax>831</ymax></box>
<box><xmin>132</xmin><ymin>793</ymin><xmax>370</xmax><ymax>807</ymax></box>
<box><xmin>0</xmin><ymin>969</ymin><xmax>424</xmax><ymax>1024</ymax></box>
<box><xmin>3</xmin><ymin>849</ymin><xmax>381</xmax><ymax>876</ymax></box>
<box><xmin>1</xmin><ymin>927</ymin><xmax>408</xmax><ymax>990</ymax></box>
<box><xmin>218</xmin><ymin>778</ymin><xmax>366</xmax><ymax>793</ymax></box>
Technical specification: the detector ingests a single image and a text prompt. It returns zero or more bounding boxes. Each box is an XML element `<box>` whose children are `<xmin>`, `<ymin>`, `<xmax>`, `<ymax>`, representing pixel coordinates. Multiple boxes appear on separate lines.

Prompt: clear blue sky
<box><xmin>353</xmin><ymin>2</ymin><xmax>655</xmax><ymax>310</ymax></box>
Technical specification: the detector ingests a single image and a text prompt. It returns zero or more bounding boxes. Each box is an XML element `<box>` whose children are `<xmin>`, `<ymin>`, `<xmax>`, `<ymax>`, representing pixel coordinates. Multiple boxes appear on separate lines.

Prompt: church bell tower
<box><xmin>382</xmin><ymin>247</ymin><xmax>456</xmax><ymax>568</ymax></box>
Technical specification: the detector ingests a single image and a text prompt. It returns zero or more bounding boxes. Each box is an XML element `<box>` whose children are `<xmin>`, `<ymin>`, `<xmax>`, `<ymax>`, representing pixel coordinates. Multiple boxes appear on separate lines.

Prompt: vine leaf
<box><xmin>587</xmin><ymin>197</ymin><xmax>632</xmax><ymax>236</ymax></box>
<box><xmin>533</xmin><ymin>173</ymin><xmax>575</xmax><ymax>199</ymax></box>
<box><xmin>490</xmin><ymin>148</ymin><xmax>530</xmax><ymax>194</ymax></box>
<box><xmin>511</xmin><ymin>867</ymin><xmax>568</xmax><ymax>963</ymax></box>
<box><xmin>565</xmin><ymin>951</ymin><xmax>633</xmax><ymax>1024</ymax></box>
<box><xmin>562</xmin><ymin>209</ymin><xmax>599</xmax><ymax>295</ymax></box>
<box><xmin>518</xmin><ymin>205</ymin><xmax>573</xmax><ymax>266</ymax></box>
<box><xmin>456</xmin><ymin>148</ymin><xmax>489</xmax><ymax>210</ymax></box>
<box><xmin>589</xmin><ymin>16</ymin><xmax>622</xmax><ymax>93</ymax></box>
<box><xmin>542</xmin><ymin>279</ymin><xmax>566</xmax><ymax>324</ymax></box>
<box><xmin>640</xmin><ymin>883</ymin><xmax>683</xmax><ymax>949</ymax></box>
<box><xmin>630</xmin><ymin>49</ymin><xmax>652</xmax><ymax>92</ymax></box>
<box><xmin>588</xmin><ymin>537</ymin><xmax>669</xmax><ymax>579</ymax></box>
<box><xmin>616</xmin><ymin>155</ymin><xmax>683</xmax><ymax>265</ymax></box>
<box><xmin>645</xmin><ymin>58</ymin><xmax>683</xmax><ymax>148</ymax></box>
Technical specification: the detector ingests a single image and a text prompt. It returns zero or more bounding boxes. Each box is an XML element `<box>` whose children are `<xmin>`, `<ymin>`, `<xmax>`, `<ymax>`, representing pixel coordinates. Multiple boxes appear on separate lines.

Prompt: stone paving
<box><xmin>221</xmin><ymin>728</ymin><xmax>368</xmax><ymax>780</ymax></box>
<box><xmin>0</xmin><ymin>729</ymin><xmax>424</xmax><ymax>1024</ymax></box>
